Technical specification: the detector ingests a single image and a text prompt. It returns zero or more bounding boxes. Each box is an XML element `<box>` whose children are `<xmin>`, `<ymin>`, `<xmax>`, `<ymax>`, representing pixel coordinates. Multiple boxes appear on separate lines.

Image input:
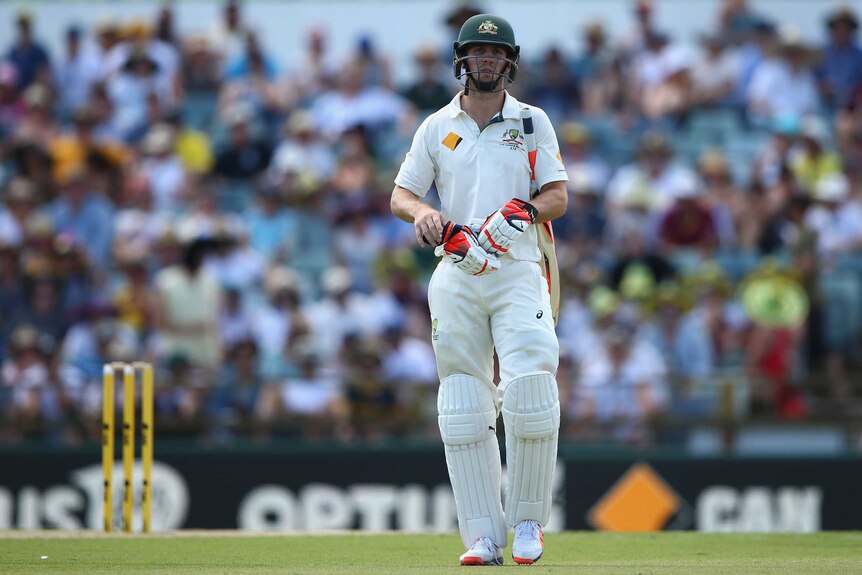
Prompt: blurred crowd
<box><xmin>1</xmin><ymin>0</ymin><xmax>862</xmax><ymax>447</ymax></box>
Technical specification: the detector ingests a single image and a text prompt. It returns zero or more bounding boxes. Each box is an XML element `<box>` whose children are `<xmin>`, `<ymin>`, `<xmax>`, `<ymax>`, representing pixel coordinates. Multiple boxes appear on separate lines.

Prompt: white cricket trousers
<box><xmin>430</xmin><ymin>257</ymin><xmax>560</xmax><ymax>549</ymax></box>
<box><xmin>428</xmin><ymin>257</ymin><xmax>559</xmax><ymax>390</ymax></box>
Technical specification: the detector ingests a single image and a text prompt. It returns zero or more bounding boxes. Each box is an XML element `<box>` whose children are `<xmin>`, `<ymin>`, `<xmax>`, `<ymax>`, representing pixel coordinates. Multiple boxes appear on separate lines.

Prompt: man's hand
<box><xmin>478</xmin><ymin>198</ymin><xmax>537</xmax><ymax>254</ymax></box>
<box><xmin>434</xmin><ymin>221</ymin><xmax>500</xmax><ymax>276</ymax></box>
<box><xmin>413</xmin><ymin>204</ymin><xmax>445</xmax><ymax>246</ymax></box>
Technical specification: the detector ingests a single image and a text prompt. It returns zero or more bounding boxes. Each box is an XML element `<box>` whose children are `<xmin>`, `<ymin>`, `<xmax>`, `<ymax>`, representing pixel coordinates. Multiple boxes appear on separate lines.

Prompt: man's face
<box><xmin>464</xmin><ymin>44</ymin><xmax>510</xmax><ymax>92</ymax></box>
<box><xmin>831</xmin><ymin>21</ymin><xmax>854</xmax><ymax>44</ymax></box>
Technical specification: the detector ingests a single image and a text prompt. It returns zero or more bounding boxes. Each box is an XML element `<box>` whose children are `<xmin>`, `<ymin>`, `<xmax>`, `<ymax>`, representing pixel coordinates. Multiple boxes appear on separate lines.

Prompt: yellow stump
<box><xmin>138</xmin><ymin>362</ymin><xmax>154</xmax><ymax>533</ymax></box>
<box><xmin>122</xmin><ymin>365</ymin><xmax>136</xmax><ymax>533</ymax></box>
<box><xmin>101</xmin><ymin>365</ymin><xmax>115</xmax><ymax>533</ymax></box>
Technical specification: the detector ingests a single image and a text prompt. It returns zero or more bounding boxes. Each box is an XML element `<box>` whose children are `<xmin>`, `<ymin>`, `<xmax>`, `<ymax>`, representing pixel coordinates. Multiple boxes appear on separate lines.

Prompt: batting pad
<box><xmin>501</xmin><ymin>372</ymin><xmax>560</xmax><ymax>527</ymax></box>
<box><xmin>438</xmin><ymin>374</ymin><xmax>507</xmax><ymax>549</ymax></box>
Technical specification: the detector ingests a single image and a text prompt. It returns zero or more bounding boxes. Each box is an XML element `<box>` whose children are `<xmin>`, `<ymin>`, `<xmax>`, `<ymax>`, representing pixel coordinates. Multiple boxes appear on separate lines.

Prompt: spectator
<box><xmin>401</xmin><ymin>43</ymin><xmax>452</xmax><ymax>114</ymax></box>
<box><xmin>817</xmin><ymin>7</ymin><xmax>862</xmax><ymax>110</ymax></box>
<box><xmin>561</xmin><ymin>122</ymin><xmax>610</xmax><ymax>191</ymax></box>
<box><xmin>269</xmin><ymin>110</ymin><xmax>336</xmax><ymax>182</ymax></box>
<box><xmin>93</xmin><ymin>17</ymin><xmax>122</xmax><ymax>59</ymax></box>
<box><xmin>243</xmin><ymin>185</ymin><xmax>294</xmax><ymax>261</ymax></box>
<box><xmin>302</xmin><ymin>266</ymin><xmax>366</xmax><ymax>360</ymax></box>
<box><xmin>733</xmin><ymin>19</ymin><xmax>776</xmax><ymax>112</ymax></box>
<box><xmin>53</xmin><ymin>235</ymin><xmax>95</xmax><ymax>316</ymax></box>
<box><xmin>333</xmin><ymin>200</ymin><xmax>387</xmax><ymax>293</ymax></box>
<box><xmin>350</xmin><ymin>34</ymin><xmax>393</xmax><ymax>90</ymax></box>
<box><xmin>803</xmin><ymin>174</ymin><xmax>862</xmax><ymax>260</ymax></box>
<box><xmin>112</xmin><ymin>250</ymin><xmax>155</xmax><ymax>340</ymax></box>
<box><xmin>102</xmin><ymin>19</ymin><xmax>180</xmax><ymax>88</ymax></box>
<box><xmin>281</xmin><ymin>175</ymin><xmax>333</xmax><ymax>291</ymax></box>
<box><xmin>154</xmin><ymin>4</ymin><xmax>178</xmax><ymax>47</ymax></box>
<box><xmin>641</xmin><ymin>281</ymin><xmax>715</xmax><ymax>383</ymax></box>
<box><xmin>222</xmin><ymin>31</ymin><xmax>278</xmax><ymax>82</ymax></box>
<box><xmin>208</xmin><ymin>0</ymin><xmax>251</xmax><ymax>64</ymax></box>
<box><xmin>526</xmin><ymin>47</ymin><xmax>580</xmax><ymax>124</ymax></box>
<box><xmin>152</xmin><ymin>237</ymin><xmax>224</xmax><ymax>370</ymax></box>
<box><xmin>12</xmin><ymin>84</ymin><xmax>59</xmax><ymax>148</ymax></box>
<box><xmin>619</xmin><ymin>0</ymin><xmax>658</xmax><ymax>57</ymax></box>
<box><xmin>290</xmin><ymin>27</ymin><xmax>336</xmax><ymax>104</ymax></box>
<box><xmin>345</xmin><ymin>339</ymin><xmax>399</xmax><ymax>439</ymax></box>
<box><xmin>657</xmin><ymin>172</ymin><xmax>720</xmax><ymax>255</ymax></box>
<box><xmin>107</xmin><ymin>46</ymin><xmax>173</xmax><ymax>141</ymax></box>
<box><xmin>739</xmin><ymin>266</ymin><xmax>809</xmax><ymax>416</ymax></box>
<box><xmin>0</xmin><ymin>63</ymin><xmax>25</xmax><ymax>138</ymax></box>
<box><xmin>218</xmin><ymin>286</ymin><xmax>253</xmax><ymax>349</ymax></box>
<box><xmin>686</xmin><ymin>263</ymin><xmax>748</xmax><ymax>371</ymax></box>
<box><xmin>0</xmin><ymin>178</ymin><xmax>39</xmax><ymax>248</ymax></box>
<box><xmin>791</xmin><ymin>117</ymin><xmax>842</xmax><ymax>193</ymax></box>
<box><xmin>214</xmin><ymin>106</ymin><xmax>272</xmax><ymax>179</ymax></box>
<box><xmin>698</xmin><ymin>150</ymin><xmax>757</xmax><ymax>248</ymax></box>
<box><xmin>140</xmin><ymin>123</ymin><xmax>187</xmax><ymax>213</ymax></box>
<box><xmin>251</xmin><ymin>266</ymin><xmax>309</xmax><ymax>378</ymax></box>
<box><xmin>53</xmin><ymin>25</ymin><xmax>102</xmax><ymax>119</ymax></box>
<box><xmin>1</xmin><ymin>324</ymin><xmax>55</xmax><ymax>439</ymax></box>
<box><xmin>7</xmin><ymin>277</ymin><xmax>68</xmax><ymax>345</ymax></box>
<box><xmin>46</xmin><ymin>168</ymin><xmax>115</xmax><ymax>266</ymax></box>
<box><xmin>632</xmin><ymin>31</ymin><xmax>693</xmax><ymax>125</ymax></box>
<box><xmin>690</xmin><ymin>33</ymin><xmax>737</xmax><ymax>109</ymax></box>
<box><xmin>209</xmin><ymin>338</ymin><xmax>270</xmax><ymax>439</ymax></box>
<box><xmin>752</xmin><ymin>113</ymin><xmax>800</xmax><ymax>189</ymax></box>
<box><xmin>575</xmin><ymin>320</ymin><xmax>670</xmax><ymax>445</ymax></box>
<box><xmin>747</xmin><ymin>27</ymin><xmax>820</xmax><ymax>125</ymax></box>
<box><xmin>273</xmin><ymin>344</ymin><xmax>350</xmax><ymax>439</ymax></box>
<box><xmin>181</xmin><ymin>35</ymin><xmax>222</xmax><ymax>93</ymax></box>
<box><xmin>572</xmin><ymin>21</ymin><xmax>622</xmax><ymax>116</ymax></box>
<box><xmin>609</xmin><ymin>227</ymin><xmax>676</xmax><ymax>293</ymax></box>
<box><xmin>5</xmin><ymin>10</ymin><xmax>52</xmax><ymax>91</ymax></box>
<box><xmin>558</xmin><ymin>165</ymin><xmax>606</xmax><ymax>250</ymax></box>
<box><xmin>606</xmin><ymin>131</ymin><xmax>699</xmax><ymax>218</ymax></box>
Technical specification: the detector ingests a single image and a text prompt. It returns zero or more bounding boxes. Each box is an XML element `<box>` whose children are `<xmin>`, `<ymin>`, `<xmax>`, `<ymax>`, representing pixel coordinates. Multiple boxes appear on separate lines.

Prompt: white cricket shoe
<box><xmin>512</xmin><ymin>520</ymin><xmax>544</xmax><ymax>565</ymax></box>
<box><xmin>459</xmin><ymin>537</ymin><xmax>504</xmax><ymax>566</ymax></box>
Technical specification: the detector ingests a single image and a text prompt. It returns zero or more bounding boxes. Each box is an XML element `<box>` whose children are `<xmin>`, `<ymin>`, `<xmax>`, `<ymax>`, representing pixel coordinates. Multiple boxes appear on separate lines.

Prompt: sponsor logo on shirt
<box><xmin>442</xmin><ymin>132</ymin><xmax>463</xmax><ymax>151</ymax></box>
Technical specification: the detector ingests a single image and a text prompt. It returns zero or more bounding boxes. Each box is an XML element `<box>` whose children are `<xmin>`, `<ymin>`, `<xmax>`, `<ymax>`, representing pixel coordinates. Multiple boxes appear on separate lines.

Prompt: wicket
<box><xmin>102</xmin><ymin>361</ymin><xmax>154</xmax><ymax>533</ymax></box>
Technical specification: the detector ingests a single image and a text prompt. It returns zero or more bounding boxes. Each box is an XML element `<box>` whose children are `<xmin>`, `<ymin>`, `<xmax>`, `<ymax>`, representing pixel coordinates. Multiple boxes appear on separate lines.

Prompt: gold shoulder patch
<box><xmin>442</xmin><ymin>132</ymin><xmax>463</xmax><ymax>151</ymax></box>
<box><xmin>556</xmin><ymin>151</ymin><xmax>563</xmax><ymax>163</ymax></box>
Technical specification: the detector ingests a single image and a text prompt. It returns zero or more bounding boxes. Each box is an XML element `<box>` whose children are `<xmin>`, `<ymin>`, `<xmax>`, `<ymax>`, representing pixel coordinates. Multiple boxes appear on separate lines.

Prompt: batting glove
<box><xmin>478</xmin><ymin>198</ymin><xmax>538</xmax><ymax>255</ymax></box>
<box><xmin>434</xmin><ymin>221</ymin><xmax>500</xmax><ymax>276</ymax></box>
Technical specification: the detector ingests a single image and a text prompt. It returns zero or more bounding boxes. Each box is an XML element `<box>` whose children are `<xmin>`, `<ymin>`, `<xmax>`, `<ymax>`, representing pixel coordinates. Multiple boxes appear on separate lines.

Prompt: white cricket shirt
<box><xmin>395</xmin><ymin>91</ymin><xmax>568</xmax><ymax>262</ymax></box>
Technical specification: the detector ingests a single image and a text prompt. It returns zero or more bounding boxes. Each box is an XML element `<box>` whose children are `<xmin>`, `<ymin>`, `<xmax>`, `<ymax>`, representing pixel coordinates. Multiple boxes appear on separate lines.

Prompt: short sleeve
<box><xmin>394</xmin><ymin>115</ymin><xmax>436</xmax><ymax>198</ymax></box>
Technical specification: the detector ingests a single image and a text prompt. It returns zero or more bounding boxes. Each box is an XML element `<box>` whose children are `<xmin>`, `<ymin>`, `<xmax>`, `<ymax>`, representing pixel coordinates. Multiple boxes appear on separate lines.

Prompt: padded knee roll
<box><xmin>501</xmin><ymin>372</ymin><xmax>560</xmax><ymax>527</ymax></box>
<box><xmin>438</xmin><ymin>374</ymin><xmax>507</xmax><ymax>549</ymax></box>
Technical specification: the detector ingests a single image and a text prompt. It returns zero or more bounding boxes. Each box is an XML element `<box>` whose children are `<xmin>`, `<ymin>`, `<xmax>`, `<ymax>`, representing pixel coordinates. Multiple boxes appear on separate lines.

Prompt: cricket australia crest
<box><xmin>477</xmin><ymin>20</ymin><xmax>499</xmax><ymax>34</ymax></box>
<box><xmin>500</xmin><ymin>128</ymin><xmax>524</xmax><ymax>149</ymax></box>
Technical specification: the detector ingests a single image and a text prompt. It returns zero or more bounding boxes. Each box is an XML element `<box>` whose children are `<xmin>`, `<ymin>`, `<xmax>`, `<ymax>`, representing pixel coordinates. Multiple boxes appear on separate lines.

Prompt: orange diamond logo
<box><xmin>588</xmin><ymin>463</ymin><xmax>680</xmax><ymax>532</ymax></box>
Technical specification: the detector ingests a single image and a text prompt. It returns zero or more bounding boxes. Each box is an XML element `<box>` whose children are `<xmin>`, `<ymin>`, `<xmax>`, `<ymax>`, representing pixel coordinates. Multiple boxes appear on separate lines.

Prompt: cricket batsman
<box><xmin>390</xmin><ymin>13</ymin><xmax>568</xmax><ymax>566</ymax></box>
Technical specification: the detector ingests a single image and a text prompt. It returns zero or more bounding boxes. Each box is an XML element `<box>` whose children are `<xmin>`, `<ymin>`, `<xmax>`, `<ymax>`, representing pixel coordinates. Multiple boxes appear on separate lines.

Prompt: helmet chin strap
<box><xmin>457</xmin><ymin>55</ymin><xmax>513</xmax><ymax>95</ymax></box>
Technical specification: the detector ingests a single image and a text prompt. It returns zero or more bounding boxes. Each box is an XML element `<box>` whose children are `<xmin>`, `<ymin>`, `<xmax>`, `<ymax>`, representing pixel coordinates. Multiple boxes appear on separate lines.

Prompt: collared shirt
<box><xmin>395</xmin><ymin>91</ymin><xmax>567</xmax><ymax>262</ymax></box>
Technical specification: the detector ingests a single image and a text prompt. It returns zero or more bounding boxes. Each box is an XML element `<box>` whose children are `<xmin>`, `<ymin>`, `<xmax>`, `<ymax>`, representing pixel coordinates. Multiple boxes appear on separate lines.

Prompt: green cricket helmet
<box><xmin>453</xmin><ymin>14</ymin><xmax>520</xmax><ymax>91</ymax></box>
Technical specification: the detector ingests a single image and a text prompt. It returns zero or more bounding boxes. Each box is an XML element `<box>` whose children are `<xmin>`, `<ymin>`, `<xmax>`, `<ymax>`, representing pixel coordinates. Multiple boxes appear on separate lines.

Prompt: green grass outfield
<box><xmin>1</xmin><ymin>531</ymin><xmax>861</xmax><ymax>574</ymax></box>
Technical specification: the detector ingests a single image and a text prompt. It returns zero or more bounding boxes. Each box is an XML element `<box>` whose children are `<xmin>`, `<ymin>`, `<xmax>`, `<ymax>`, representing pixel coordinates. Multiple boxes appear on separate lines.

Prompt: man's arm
<box><xmin>529</xmin><ymin>180</ymin><xmax>567</xmax><ymax>223</ymax></box>
<box><xmin>390</xmin><ymin>185</ymin><xmax>445</xmax><ymax>246</ymax></box>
